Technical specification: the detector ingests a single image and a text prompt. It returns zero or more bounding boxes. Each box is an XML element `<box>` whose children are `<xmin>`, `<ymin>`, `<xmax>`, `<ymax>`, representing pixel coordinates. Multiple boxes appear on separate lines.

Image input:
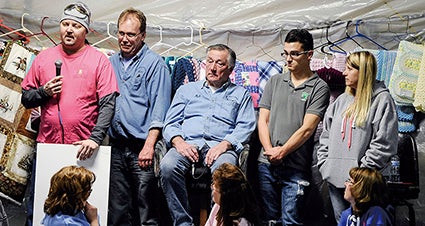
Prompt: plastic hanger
<box><xmin>176</xmin><ymin>26</ymin><xmax>208</xmax><ymax>60</ymax></box>
<box><xmin>159</xmin><ymin>26</ymin><xmax>196</xmax><ymax>56</ymax></box>
<box><xmin>314</xmin><ymin>25</ymin><xmax>347</xmax><ymax>55</ymax></box>
<box><xmin>92</xmin><ymin>22</ymin><xmax>118</xmax><ymax>47</ymax></box>
<box><xmin>23</xmin><ymin>16</ymin><xmax>57</xmax><ymax>46</ymax></box>
<box><xmin>0</xmin><ymin>19</ymin><xmax>28</xmax><ymax>43</ymax></box>
<box><xmin>329</xmin><ymin>20</ymin><xmax>387</xmax><ymax>51</ymax></box>
<box><xmin>0</xmin><ymin>13</ymin><xmax>42</xmax><ymax>44</ymax></box>
<box><xmin>150</xmin><ymin>25</ymin><xmax>166</xmax><ymax>49</ymax></box>
<box><xmin>324</xmin><ymin>25</ymin><xmax>347</xmax><ymax>54</ymax></box>
<box><xmin>353</xmin><ymin>20</ymin><xmax>387</xmax><ymax>50</ymax></box>
<box><xmin>151</xmin><ymin>25</ymin><xmax>194</xmax><ymax>55</ymax></box>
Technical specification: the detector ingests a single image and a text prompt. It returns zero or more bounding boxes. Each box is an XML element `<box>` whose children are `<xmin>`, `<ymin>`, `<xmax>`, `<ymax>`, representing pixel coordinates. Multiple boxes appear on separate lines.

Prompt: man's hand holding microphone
<box><xmin>43</xmin><ymin>60</ymin><xmax>63</xmax><ymax>96</ymax></box>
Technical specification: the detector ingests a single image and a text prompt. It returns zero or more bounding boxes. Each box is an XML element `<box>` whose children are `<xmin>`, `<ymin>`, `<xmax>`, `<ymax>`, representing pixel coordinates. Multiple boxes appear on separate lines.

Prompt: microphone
<box><xmin>54</xmin><ymin>60</ymin><xmax>64</xmax><ymax>143</ymax></box>
<box><xmin>55</xmin><ymin>60</ymin><xmax>62</xmax><ymax>76</ymax></box>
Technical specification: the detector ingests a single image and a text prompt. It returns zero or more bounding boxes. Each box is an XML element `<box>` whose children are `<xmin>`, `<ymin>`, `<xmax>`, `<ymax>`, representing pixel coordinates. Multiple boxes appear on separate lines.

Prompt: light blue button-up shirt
<box><xmin>109</xmin><ymin>44</ymin><xmax>171</xmax><ymax>140</ymax></box>
<box><xmin>163</xmin><ymin>80</ymin><xmax>256</xmax><ymax>153</ymax></box>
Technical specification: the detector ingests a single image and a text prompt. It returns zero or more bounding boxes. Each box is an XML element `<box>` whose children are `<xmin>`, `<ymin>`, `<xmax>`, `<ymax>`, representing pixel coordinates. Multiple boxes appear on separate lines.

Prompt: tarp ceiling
<box><xmin>1</xmin><ymin>0</ymin><xmax>425</xmax><ymax>61</ymax></box>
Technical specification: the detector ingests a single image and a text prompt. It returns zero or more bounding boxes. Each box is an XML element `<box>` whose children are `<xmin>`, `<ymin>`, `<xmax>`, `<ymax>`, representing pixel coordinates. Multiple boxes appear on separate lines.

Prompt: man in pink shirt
<box><xmin>20</xmin><ymin>2</ymin><xmax>118</xmax><ymax>225</ymax></box>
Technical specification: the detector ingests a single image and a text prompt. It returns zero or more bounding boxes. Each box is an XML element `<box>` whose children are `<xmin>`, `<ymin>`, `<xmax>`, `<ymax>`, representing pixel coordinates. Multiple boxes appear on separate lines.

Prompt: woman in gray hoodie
<box><xmin>317</xmin><ymin>51</ymin><xmax>398</xmax><ymax>224</ymax></box>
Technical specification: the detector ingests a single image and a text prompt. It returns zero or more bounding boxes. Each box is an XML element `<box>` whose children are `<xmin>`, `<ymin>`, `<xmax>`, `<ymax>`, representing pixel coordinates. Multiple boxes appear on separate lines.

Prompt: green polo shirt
<box><xmin>258</xmin><ymin>71</ymin><xmax>330</xmax><ymax>172</ymax></box>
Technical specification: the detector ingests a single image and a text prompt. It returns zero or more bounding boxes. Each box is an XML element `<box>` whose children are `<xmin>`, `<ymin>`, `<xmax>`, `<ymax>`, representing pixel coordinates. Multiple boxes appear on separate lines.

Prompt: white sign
<box><xmin>33</xmin><ymin>143</ymin><xmax>111</xmax><ymax>226</ymax></box>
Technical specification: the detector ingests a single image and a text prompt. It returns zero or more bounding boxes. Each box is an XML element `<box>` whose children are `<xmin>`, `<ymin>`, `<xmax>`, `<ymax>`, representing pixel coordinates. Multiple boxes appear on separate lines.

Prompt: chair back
<box><xmin>388</xmin><ymin>133</ymin><xmax>420</xmax><ymax>200</ymax></box>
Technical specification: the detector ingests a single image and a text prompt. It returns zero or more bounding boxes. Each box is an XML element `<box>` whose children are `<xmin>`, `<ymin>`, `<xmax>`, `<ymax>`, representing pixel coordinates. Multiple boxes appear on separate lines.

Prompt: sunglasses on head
<box><xmin>64</xmin><ymin>3</ymin><xmax>90</xmax><ymax>19</ymax></box>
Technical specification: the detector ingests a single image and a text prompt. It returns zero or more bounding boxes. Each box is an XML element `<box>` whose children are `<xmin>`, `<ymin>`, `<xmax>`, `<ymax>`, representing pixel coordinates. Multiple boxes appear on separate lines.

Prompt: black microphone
<box><xmin>54</xmin><ymin>60</ymin><xmax>64</xmax><ymax>143</ymax></box>
<box><xmin>55</xmin><ymin>60</ymin><xmax>62</xmax><ymax>76</ymax></box>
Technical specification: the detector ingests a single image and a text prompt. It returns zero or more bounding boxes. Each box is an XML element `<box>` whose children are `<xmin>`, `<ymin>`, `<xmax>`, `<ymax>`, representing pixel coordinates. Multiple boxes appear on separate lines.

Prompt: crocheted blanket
<box><xmin>413</xmin><ymin>45</ymin><xmax>425</xmax><ymax>112</ymax></box>
<box><xmin>389</xmin><ymin>41</ymin><xmax>423</xmax><ymax>105</ymax></box>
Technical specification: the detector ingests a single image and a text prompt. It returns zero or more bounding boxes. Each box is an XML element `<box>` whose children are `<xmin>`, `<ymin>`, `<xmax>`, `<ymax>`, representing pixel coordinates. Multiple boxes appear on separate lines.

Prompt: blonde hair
<box><xmin>344</xmin><ymin>51</ymin><xmax>377</xmax><ymax>127</ymax></box>
<box><xmin>44</xmin><ymin>166</ymin><xmax>95</xmax><ymax>216</ymax></box>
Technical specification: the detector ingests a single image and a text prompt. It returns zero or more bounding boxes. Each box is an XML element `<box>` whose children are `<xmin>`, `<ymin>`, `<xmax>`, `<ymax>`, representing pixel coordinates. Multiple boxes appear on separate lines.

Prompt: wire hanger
<box><xmin>329</xmin><ymin>20</ymin><xmax>387</xmax><ymax>51</ymax></box>
<box><xmin>0</xmin><ymin>13</ymin><xmax>42</xmax><ymax>44</ymax></box>
<box><xmin>238</xmin><ymin>31</ymin><xmax>276</xmax><ymax>61</ymax></box>
<box><xmin>353</xmin><ymin>20</ymin><xmax>387</xmax><ymax>50</ymax></box>
<box><xmin>159</xmin><ymin>26</ymin><xmax>195</xmax><ymax>56</ymax></box>
<box><xmin>92</xmin><ymin>21</ymin><xmax>118</xmax><ymax>47</ymax></box>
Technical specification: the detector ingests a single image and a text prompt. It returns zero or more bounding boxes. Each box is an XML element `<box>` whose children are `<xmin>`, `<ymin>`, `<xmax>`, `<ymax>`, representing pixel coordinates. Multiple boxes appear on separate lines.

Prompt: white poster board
<box><xmin>33</xmin><ymin>143</ymin><xmax>111</xmax><ymax>226</ymax></box>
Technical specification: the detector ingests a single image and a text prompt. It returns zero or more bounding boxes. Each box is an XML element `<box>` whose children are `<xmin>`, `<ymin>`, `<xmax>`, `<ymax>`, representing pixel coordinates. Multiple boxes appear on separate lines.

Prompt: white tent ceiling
<box><xmin>1</xmin><ymin>0</ymin><xmax>425</xmax><ymax>61</ymax></box>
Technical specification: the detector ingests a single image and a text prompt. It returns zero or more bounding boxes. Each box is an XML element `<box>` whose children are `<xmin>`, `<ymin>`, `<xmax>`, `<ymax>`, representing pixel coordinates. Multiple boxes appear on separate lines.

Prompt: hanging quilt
<box><xmin>0</xmin><ymin>41</ymin><xmax>38</xmax><ymax>204</ymax></box>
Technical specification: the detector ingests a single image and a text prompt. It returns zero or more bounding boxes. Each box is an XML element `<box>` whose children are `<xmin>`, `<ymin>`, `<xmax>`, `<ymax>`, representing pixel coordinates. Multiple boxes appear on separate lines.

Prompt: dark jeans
<box><xmin>108</xmin><ymin>139</ymin><xmax>159</xmax><ymax>226</ymax></box>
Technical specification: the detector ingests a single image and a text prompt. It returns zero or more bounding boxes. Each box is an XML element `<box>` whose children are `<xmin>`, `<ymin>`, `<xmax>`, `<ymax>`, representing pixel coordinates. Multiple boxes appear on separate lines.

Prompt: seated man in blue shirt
<box><xmin>160</xmin><ymin>44</ymin><xmax>256</xmax><ymax>226</ymax></box>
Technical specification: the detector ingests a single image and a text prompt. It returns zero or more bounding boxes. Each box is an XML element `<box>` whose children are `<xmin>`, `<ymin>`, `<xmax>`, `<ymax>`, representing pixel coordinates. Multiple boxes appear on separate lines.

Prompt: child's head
<box><xmin>44</xmin><ymin>165</ymin><xmax>95</xmax><ymax>216</ymax></box>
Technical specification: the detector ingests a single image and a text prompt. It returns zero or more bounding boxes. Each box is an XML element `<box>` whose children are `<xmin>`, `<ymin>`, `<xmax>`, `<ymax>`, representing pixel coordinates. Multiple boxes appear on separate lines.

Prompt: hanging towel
<box><xmin>389</xmin><ymin>41</ymin><xmax>423</xmax><ymax>105</ymax></box>
<box><xmin>375</xmin><ymin>50</ymin><xmax>397</xmax><ymax>87</ymax></box>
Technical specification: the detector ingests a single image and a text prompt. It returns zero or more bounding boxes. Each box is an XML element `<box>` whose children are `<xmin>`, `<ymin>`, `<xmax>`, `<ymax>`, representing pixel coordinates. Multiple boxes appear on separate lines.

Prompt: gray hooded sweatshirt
<box><xmin>317</xmin><ymin>80</ymin><xmax>398</xmax><ymax>188</ymax></box>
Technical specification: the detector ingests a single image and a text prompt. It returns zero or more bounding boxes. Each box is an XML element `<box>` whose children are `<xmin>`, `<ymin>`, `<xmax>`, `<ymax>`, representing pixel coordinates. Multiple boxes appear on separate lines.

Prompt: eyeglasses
<box><xmin>117</xmin><ymin>31</ymin><xmax>142</xmax><ymax>39</ymax></box>
<box><xmin>64</xmin><ymin>3</ymin><xmax>90</xmax><ymax>19</ymax></box>
<box><xmin>281</xmin><ymin>50</ymin><xmax>309</xmax><ymax>59</ymax></box>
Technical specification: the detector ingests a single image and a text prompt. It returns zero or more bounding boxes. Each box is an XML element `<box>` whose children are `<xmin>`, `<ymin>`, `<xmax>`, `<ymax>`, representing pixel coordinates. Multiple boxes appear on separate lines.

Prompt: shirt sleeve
<box><xmin>89</xmin><ymin>92</ymin><xmax>117</xmax><ymax>144</ymax></box>
<box><xmin>147</xmin><ymin>62</ymin><xmax>171</xmax><ymax>130</ymax></box>
<box><xmin>96</xmin><ymin>53</ymin><xmax>119</xmax><ymax>99</ymax></box>
<box><xmin>306</xmin><ymin>80</ymin><xmax>330</xmax><ymax>119</ymax></box>
<box><xmin>21</xmin><ymin>87</ymin><xmax>51</xmax><ymax>109</ymax></box>
<box><xmin>223</xmin><ymin>89</ymin><xmax>256</xmax><ymax>153</ymax></box>
<box><xmin>162</xmin><ymin>87</ymin><xmax>187</xmax><ymax>144</ymax></box>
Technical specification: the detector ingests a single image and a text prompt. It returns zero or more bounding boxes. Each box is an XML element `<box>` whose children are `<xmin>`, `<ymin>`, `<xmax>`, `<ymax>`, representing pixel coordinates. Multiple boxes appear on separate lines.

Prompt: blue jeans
<box><xmin>258</xmin><ymin>163</ymin><xmax>310</xmax><ymax>226</ymax></box>
<box><xmin>108</xmin><ymin>140</ymin><xmax>159</xmax><ymax>226</ymax></box>
<box><xmin>160</xmin><ymin>145</ymin><xmax>237</xmax><ymax>226</ymax></box>
<box><xmin>327</xmin><ymin>182</ymin><xmax>349</xmax><ymax>224</ymax></box>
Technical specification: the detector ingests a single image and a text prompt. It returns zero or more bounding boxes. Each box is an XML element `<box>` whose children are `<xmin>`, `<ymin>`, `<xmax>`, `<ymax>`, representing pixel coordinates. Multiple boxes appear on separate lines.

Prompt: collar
<box><xmin>282</xmin><ymin>71</ymin><xmax>319</xmax><ymax>88</ymax></box>
<box><xmin>201</xmin><ymin>79</ymin><xmax>231</xmax><ymax>90</ymax></box>
<box><xmin>118</xmin><ymin>43</ymin><xmax>147</xmax><ymax>62</ymax></box>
